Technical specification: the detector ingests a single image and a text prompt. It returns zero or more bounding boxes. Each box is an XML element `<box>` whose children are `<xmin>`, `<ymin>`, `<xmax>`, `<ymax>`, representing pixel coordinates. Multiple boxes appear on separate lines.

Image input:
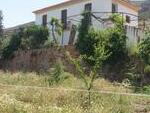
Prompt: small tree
<box><xmin>47</xmin><ymin>59</ymin><xmax>66</xmax><ymax>86</ymax></box>
<box><xmin>66</xmin><ymin>40</ymin><xmax>110</xmax><ymax>106</ymax></box>
<box><xmin>50</xmin><ymin>17</ymin><xmax>62</xmax><ymax>44</ymax></box>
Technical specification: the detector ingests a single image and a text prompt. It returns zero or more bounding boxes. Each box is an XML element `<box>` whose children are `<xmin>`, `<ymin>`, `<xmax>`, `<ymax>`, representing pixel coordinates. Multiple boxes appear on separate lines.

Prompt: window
<box><xmin>84</xmin><ymin>3</ymin><xmax>92</xmax><ymax>24</ymax></box>
<box><xmin>61</xmin><ymin>9</ymin><xmax>67</xmax><ymax>29</ymax></box>
<box><xmin>42</xmin><ymin>14</ymin><xmax>47</xmax><ymax>26</ymax></box>
<box><xmin>126</xmin><ymin>15</ymin><xmax>131</xmax><ymax>23</ymax></box>
<box><xmin>112</xmin><ymin>3</ymin><xmax>118</xmax><ymax>13</ymax></box>
<box><xmin>85</xmin><ymin>3</ymin><xmax>92</xmax><ymax>11</ymax></box>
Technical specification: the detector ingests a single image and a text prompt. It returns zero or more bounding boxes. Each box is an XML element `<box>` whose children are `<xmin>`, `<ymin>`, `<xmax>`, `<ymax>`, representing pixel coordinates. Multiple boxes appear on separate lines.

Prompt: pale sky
<box><xmin>0</xmin><ymin>0</ymin><xmax>65</xmax><ymax>28</ymax></box>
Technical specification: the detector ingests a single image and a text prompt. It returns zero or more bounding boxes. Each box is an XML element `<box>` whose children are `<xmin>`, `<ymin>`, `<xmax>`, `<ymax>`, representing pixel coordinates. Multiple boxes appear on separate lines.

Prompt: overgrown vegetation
<box><xmin>1</xmin><ymin>18</ymin><xmax>63</xmax><ymax>59</ymax></box>
<box><xmin>67</xmin><ymin>38</ymin><xmax>110</xmax><ymax>105</ymax></box>
<box><xmin>139</xmin><ymin>28</ymin><xmax>150</xmax><ymax>65</ymax></box>
<box><xmin>75</xmin><ymin>12</ymin><xmax>150</xmax><ymax>94</ymax></box>
<box><xmin>1</xmin><ymin>9</ymin><xmax>150</xmax><ymax>113</ymax></box>
<box><xmin>75</xmin><ymin>13</ymin><xmax>129</xmax><ymax>86</ymax></box>
<box><xmin>46</xmin><ymin>60</ymin><xmax>69</xmax><ymax>86</ymax></box>
<box><xmin>76</xmin><ymin>13</ymin><xmax>127</xmax><ymax>65</ymax></box>
<box><xmin>76</xmin><ymin>12</ymin><xmax>92</xmax><ymax>58</ymax></box>
<box><xmin>2</xmin><ymin>25</ymin><xmax>49</xmax><ymax>59</ymax></box>
<box><xmin>0</xmin><ymin>71</ymin><xmax>149</xmax><ymax>113</ymax></box>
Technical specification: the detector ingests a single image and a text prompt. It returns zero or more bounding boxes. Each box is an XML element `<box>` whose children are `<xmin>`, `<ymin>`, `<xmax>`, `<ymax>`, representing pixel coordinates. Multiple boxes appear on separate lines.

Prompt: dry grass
<box><xmin>0</xmin><ymin>71</ymin><xmax>132</xmax><ymax>92</ymax></box>
<box><xmin>0</xmin><ymin>71</ymin><xmax>149</xmax><ymax>113</ymax></box>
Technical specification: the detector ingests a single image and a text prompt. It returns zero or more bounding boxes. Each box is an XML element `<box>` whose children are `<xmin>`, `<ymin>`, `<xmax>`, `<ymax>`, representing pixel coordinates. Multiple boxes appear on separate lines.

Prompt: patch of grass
<box><xmin>0</xmin><ymin>86</ymin><xmax>149</xmax><ymax>113</ymax></box>
<box><xmin>0</xmin><ymin>71</ymin><xmax>131</xmax><ymax>92</ymax></box>
<box><xmin>0</xmin><ymin>71</ymin><xmax>149</xmax><ymax>113</ymax></box>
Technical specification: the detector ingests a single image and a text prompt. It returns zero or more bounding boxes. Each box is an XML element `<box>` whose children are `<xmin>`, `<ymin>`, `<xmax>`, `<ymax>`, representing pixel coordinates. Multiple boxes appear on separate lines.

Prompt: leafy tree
<box><xmin>66</xmin><ymin>40</ymin><xmax>110</xmax><ymax>106</ymax></box>
<box><xmin>2</xmin><ymin>25</ymin><xmax>49</xmax><ymax>59</ymax></box>
<box><xmin>2</xmin><ymin>28</ymin><xmax>24</xmax><ymax>59</ymax></box>
<box><xmin>110</xmin><ymin>14</ymin><xmax>125</xmax><ymax>30</ymax></box>
<box><xmin>105</xmin><ymin>28</ymin><xmax>127</xmax><ymax>64</ymax></box>
<box><xmin>76</xmin><ymin>12</ymin><xmax>92</xmax><ymax>57</ymax></box>
<box><xmin>107</xmin><ymin>14</ymin><xmax>127</xmax><ymax>63</ymax></box>
<box><xmin>50</xmin><ymin>17</ymin><xmax>62</xmax><ymax>44</ymax></box>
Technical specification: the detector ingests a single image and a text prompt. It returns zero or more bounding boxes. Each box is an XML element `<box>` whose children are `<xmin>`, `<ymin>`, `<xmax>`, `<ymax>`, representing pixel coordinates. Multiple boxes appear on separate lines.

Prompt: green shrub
<box><xmin>47</xmin><ymin>60</ymin><xmax>69</xmax><ymax>86</ymax></box>
<box><xmin>144</xmin><ymin>65</ymin><xmax>150</xmax><ymax>74</ymax></box>
<box><xmin>105</xmin><ymin>28</ymin><xmax>127</xmax><ymax>64</ymax></box>
<box><xmin>25</xmin><ymin>25</ymin><xmax>49</xmax><ymax>49</ymax></box>
<box><xmin>139</xmin><ymin>29</ymin><xmax>150</xmax><ymax>65</ymax></box>
<box><xmin>76</xmin><ymin>14</ymin><xmax>127</xmax><ymax>65</ymax></box>
<box><xmin>2</xmin><ymin>25</ymin><xmax>49</xmax><ymax>59</ymax></box>
<box><xmin>76</xmin><ymin>12</ymin><xmax>93</xmax><ymax>57</ymax></box>
<box><xmin>43</xmin><ymin>38</ymin><xmax>52</xmax><ymax>48</ymax></box>
<box><xmin>2</xmin><ymin>28</ymin><xmax>24</xmax><ymax>59</ymax></box>
<box><xmin>142</xmin><ymin>85</ymin><xmax>150</xmax><ymax>94</ymax></box>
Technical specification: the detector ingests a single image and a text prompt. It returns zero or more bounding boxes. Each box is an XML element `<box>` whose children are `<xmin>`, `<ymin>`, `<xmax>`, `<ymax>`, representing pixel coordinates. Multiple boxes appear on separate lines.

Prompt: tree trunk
<box><xmin>52</xmin><ymin>25</ymin><xmax>57</xmax><ymax>44</ymax></box>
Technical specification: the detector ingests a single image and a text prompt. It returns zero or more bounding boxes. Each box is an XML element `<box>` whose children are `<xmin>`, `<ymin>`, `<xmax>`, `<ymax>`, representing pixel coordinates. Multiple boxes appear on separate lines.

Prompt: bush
<box><xmin>105</xmin><ymin>28</ymin><xmax>127</xmax><ymax>64</ymax></box>
<box><xmin>2</xmin><ymin>28</ymin><xmax>24</xmax><ymax>59</ymax></box>
<box><xmin>2</xmin><ymin>25</ymin><xmax>49</xmax><ymax>59</ymax></box>
<box><xmin>142</xmin><ymin>85</ymin><xmax>150</xmax><ymax>94</ymax></box>
<box><xmin>144</xmin><ymin>65</ymin><xmax>150</xmax><ymax>74</ymax></box>
<box><xmin>76</xmin><ymin>14</ymin><xmax>127</xmax><ymax>65</ymax></box>
<box><xmin>76</xmin><ymin>27</ymin><xmax>127</xmax><ymax>65</ymax></box>
<box><xmin>25</xmin><ymin>25</ymin><xmax>49</xmax><ymax>49</ymax></box>
<box><xmin>47</xmin><ymin>60</ymin><xmax>69</xmax><ymax>86</ymax></box>
<box><xmin>43</xmin><ymin>38</ymin><xmax>53</xmax><ymax>48</ymax></box>
<box><xmin>139</xmin><ymin>29</ymin><xmax>150</xmax><ymax>65</ymax></box>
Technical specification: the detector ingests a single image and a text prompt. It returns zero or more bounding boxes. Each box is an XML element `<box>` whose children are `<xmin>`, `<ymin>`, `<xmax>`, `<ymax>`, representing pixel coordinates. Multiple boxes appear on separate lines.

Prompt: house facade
<box><xmin>33</xmin><ymin>0</ymin><xmax>141</xmax><ymax>46</ymax></box>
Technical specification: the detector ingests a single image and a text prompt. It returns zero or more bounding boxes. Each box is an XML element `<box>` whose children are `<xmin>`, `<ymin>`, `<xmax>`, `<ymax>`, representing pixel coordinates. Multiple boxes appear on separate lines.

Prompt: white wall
<box><xmin>35</xmin><ymin>0</ymin><xmax>139</xmax><ymax>45</ymax></box>
<box><xmin>117</xmin><ymin>3</ymin><xmax>138</xmax><ymax>26</ymax></box>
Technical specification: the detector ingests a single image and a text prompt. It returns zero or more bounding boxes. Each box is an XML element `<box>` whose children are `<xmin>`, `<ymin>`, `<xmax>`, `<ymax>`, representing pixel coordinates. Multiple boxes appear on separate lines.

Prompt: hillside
<box><xmin>3</xmin><ymin>21</ymin><xmax>35</xmax><ymax>37</ymax></box>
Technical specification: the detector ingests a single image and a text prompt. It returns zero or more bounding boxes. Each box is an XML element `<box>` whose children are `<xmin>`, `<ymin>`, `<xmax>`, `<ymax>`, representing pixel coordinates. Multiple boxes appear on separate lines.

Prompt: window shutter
<box><xmin>126</xmin><ymin>15</ymin><xmax>131</xmax><ymax>23</ymax></box>
<box><xmin>42</xmin><ymin>15</ymin><xmax>47</xmax><ymax>26</ymax></box>
<box><xmin>85</xmin><ymin>3</ymin><xmax>92</xmax><ymax>11</ymax></box>
<box><xmin>61</xmin><ymin>9</ymin><xmax>67</xmax><ymax>29</ymax></box>
<box><xmin>112</xmin><ymin>3</ymin><xmax>118</xmax><ymax>13</ymax></box>
<box><xmin>84</xmin><ymin>3</ymin><xmax>92</xmax><ymax>25</ymax></box>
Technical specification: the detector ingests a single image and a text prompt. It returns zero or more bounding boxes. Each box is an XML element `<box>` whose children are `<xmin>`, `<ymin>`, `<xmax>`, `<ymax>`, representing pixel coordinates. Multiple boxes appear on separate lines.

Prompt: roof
<box><xmin>113</xmin><ymin>0</ymin><xmax>140</xmax><ymax>11</ymax></box>
<box><xmin>33</xmin><ymin>0</ymin><xmax>140</xmax><ymax>14</ymax></box>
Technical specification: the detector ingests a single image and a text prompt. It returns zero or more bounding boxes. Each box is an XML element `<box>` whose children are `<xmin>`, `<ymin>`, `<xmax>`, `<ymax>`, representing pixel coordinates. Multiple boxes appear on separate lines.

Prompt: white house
<box><xmin>33</xmin><ymin>0</ymin><xmax>141</xmax><ymax>46</ymax></box>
